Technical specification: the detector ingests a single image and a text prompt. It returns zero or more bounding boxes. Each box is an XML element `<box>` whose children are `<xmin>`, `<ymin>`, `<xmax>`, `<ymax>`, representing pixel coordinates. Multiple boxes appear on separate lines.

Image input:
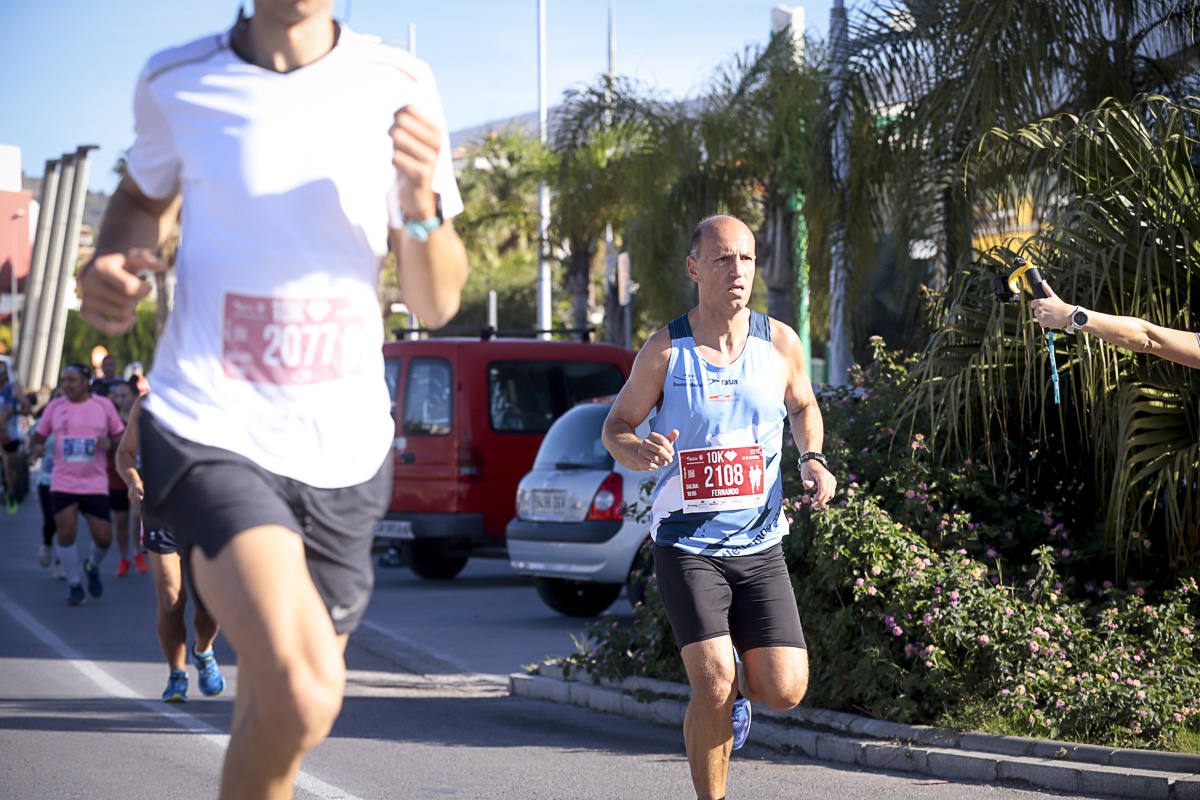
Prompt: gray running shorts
<box><xmin>139</xmin><ymin>411</ymin><xmax>392</xmax><ymax>634</ymax></box>
<box><xmin>653</xmin><ymin>542</ymin><xmax>807</xmax><ymax>653</ymax></box>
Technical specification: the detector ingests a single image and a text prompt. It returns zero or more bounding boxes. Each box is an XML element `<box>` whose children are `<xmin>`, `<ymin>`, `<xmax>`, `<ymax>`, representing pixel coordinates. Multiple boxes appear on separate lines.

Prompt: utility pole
<box><xmin>826</xmin><ymin>0</ymin><xmax>851</xmax><ymax>386</ymax></box>
<box><xmin>604</xmin><ymin>0</ymin><xmax>620</xmax><ymax>345</ymax></box>
<box><xmin>536</xmin><ymin>0</ymin><xmax>552</xmax><ymax>338</ymax></box>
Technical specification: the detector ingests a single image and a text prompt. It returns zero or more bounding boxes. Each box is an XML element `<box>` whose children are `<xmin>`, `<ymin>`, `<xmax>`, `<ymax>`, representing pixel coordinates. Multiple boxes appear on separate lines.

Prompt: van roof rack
<box><xmin>390</xmin><ymin>326</ymin><xmax>596</xmax><ymax>342</ymax></box>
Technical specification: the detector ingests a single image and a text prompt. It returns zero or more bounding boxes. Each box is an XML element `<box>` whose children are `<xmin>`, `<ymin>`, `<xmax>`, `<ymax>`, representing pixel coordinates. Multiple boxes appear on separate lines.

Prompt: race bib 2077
<box><xmin>222</xmin><ymin>293</ymin><xmax>366</xmax><ymax>386</ymax></box>
<box><xmin>679</xmin><ymin>445</ymin><xmax>766</xmax><ymax>514</ymax></box>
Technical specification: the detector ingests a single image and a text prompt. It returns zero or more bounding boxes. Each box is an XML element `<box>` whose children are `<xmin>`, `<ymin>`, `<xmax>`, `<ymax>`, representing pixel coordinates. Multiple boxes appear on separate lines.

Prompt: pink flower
<box><xmin>1029</xmin><ymin>642</ymin><xmax>1040</xmax><ymax>653</ymax></box>
<box><xmin>1061</xmin><ymin>549</ymin><xmax>1071</xmax><ymax>558</ymax></box>
<box><xmin>978</xmin><ymin>634</ymin><xmax>990</xmax><ymax>644</ymax></box>
<box><xmin>892</xmin><ymin>625</ymin><xmax>904</xmax><ymax>636</ymax></box>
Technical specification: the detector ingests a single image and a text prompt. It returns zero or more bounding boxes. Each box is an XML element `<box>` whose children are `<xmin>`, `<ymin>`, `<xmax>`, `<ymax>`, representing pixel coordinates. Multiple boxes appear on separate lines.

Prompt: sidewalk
<box><xmin>510</xmin><ymin>669</ymin><xmax>1200</xmax><ymax>799</ymax></box>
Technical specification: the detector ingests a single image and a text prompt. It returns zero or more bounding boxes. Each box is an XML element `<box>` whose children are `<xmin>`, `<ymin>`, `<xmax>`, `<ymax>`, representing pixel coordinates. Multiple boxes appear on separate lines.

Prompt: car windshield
<box><xmin>533</xmin><ymin>403</ymin><xmax>614</xmax><ymax>471</ymax></box>
<box><xmin>488</xmin><ymin>360</ymin><xmax>625</xmax><ymax>433</ymax></box>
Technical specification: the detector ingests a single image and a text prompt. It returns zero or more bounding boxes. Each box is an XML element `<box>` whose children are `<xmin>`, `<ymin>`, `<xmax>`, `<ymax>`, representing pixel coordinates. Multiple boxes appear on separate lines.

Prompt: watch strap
<box><xmin>798</xmin><ymin>451</ymin><xmax>828</xmax><ymax>470</ymax></box>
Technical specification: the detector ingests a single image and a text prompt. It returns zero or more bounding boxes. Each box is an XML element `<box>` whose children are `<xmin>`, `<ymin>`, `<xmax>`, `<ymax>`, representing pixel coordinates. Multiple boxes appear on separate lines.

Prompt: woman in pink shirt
<box><xmin>30</xmin><ymin>364</ymin><xmax>125</xmax><ymax>606</ymax></box>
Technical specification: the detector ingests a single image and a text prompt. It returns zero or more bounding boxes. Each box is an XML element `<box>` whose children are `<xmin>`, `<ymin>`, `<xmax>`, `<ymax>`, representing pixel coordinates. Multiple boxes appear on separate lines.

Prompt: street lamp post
<box><xmin>536</xmin><ymin>0</ymin><xmax>551</xmax><ymax>339</ymax></box>
<box><xmin>8</xmin><ymin>209</ymin><xmax>25</xmax><ymax>358</ymax></box>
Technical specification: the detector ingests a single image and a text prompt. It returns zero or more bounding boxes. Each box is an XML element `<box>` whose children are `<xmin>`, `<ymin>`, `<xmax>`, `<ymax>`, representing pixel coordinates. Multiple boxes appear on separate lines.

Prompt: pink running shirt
<box><xmin>36</xmin><ymin>396</ymin><xmax>125</xmax><ymax>495</ymax></box>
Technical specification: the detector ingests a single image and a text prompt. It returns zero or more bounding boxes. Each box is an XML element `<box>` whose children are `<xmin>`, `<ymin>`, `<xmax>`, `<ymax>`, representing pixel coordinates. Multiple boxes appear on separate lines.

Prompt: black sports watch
<box><xmin>1066</xmin><ymin>306</ymin><xmax>1089</xmax><ymax>334</ymax></box>
<box><xmin>798</xmin><ymin>451</ymin><xmax>828</xmax><ymax>470</ymax></box>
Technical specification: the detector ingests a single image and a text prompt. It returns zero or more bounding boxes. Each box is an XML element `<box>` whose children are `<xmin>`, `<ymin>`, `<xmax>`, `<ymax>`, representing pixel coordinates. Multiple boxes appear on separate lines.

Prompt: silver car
<box><xmin>507</xmin><ymin>399</ymin><xmax>664</xmax><ymax>616</ymax></box>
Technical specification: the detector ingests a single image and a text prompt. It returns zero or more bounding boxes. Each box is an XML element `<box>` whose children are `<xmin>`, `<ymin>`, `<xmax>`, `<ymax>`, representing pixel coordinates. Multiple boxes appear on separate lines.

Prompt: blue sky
<box><xmin>3</xmin><ymin>1</ymin><xmax>834</xmax><ymax>194</ymax></box>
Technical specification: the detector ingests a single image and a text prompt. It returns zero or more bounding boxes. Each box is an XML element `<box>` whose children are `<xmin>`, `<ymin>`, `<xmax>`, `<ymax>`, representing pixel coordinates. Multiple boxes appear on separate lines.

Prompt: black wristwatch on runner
<box><xmin>798</xmin><ymin>451</ymin><xmax>829</xmax><ymax>471</ymax></box>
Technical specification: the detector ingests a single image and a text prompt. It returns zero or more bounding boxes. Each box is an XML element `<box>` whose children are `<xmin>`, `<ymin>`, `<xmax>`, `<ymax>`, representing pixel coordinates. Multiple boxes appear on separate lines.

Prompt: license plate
<box><xmin>374</xmin><ymin>519</ymin><xmax>414</xmax><ymax>540</ymax></box>
<box><xmin>532</xmin><ymin>490</ymin><xmax>567</xmax><ymax>515</ymax></box>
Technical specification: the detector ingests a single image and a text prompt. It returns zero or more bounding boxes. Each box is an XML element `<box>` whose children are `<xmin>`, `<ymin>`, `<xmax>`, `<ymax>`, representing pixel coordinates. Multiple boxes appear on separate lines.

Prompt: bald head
<box><xmin>688</xmin><ymin>215</ymin><xmax>753</xmax><ymax>260</ymax></box>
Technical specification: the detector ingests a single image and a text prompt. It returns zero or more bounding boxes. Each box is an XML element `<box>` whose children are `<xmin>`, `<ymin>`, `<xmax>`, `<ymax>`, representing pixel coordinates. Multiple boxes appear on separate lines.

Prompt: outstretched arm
<box><xmin>1031</xmin><ymin>280</ymin><xmax>1200</xmax><ymax>369</ymax></box>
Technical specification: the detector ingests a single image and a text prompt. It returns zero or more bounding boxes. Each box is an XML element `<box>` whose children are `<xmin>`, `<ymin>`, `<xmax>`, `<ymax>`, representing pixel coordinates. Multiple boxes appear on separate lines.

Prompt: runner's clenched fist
<box><xmin>77</xmin><ymin>248</ymin><xmax>164</xmax><ymax>335</ymax></box>
<box><xmin>636</xmin><ymin>429</ymin><xmax>679</xmax><ymax>471</ymax></box>
<box><xmin>390</xmin><ymin>104</ymin><xmax>442</xmax><ymax>220</ymax></box>
<box><xmin>800</xmin><ymin>460</ymin><xmax>837</xmax><ymax>509</ymax></box>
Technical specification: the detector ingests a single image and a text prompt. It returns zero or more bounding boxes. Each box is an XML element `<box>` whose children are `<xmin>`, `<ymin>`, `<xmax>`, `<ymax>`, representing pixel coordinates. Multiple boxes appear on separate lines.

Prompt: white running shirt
<box><xmin>127</xmin><ymin>25</ymin><xmax>463</xmax><ymax>488</ymax></box>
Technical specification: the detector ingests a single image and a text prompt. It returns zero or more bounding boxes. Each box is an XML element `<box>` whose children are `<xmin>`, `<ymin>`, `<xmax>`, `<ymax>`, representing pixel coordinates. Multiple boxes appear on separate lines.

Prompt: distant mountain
<box><xmin>22</xmin><ymin>173</ymin><xmax>107</xmax><ymax>231</ymax></box>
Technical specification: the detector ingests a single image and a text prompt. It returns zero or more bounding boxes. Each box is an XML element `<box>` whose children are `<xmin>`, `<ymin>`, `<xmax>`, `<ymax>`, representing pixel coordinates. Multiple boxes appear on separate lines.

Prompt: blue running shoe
<box><xmin>82</xmin><ymin>560</ymin><xmax>103</xmax><ymax>599</ymax></box>
<box><xmin>67</xmin><ymin>583</ymin><xmax>86</xmax><ymax>606</ymax></box>
<box><xmin>192</xmin><ymin>646</ymin><xmax>226</xmax><ymax>696</ymax></box>
<box><xmin>162</xmin><ymin>670</ymin><xmax>188</xmax><ymax>703</ymax></box>
<box><xmin>731</xmin><ymin>696</ymin><xmax>752</xmax><ymax>751</ymax></box>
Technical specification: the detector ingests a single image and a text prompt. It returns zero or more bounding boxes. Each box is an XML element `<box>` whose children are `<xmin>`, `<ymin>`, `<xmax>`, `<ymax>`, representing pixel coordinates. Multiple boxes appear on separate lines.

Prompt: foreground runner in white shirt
<box><xmin>77</xmin><ymin>2</ymin><xmax>468</xmax><ymax>797</ymax></box>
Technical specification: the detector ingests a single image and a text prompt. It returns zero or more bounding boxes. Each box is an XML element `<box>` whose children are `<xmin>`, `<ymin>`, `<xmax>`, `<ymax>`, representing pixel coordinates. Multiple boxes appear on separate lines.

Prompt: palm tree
<box><xmin>552</xmin><ymin>34</ymin><xmax>832</xmax><ymax>340</ymax></box>
<box><xmin>820</xmin><ymin>0</ymin><xmax>1200</xmax><ymax>377</ymax></box>
<box><xmin>899</xmin><ymin>96</ymin><xmax>1200</xmax><ymax>574</ymax></box>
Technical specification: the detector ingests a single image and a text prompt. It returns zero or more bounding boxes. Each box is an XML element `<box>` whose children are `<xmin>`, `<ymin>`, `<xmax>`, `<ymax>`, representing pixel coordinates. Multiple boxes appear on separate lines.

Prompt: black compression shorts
<box><xmin>653</xmin><ymin>542</ymin><xmax>806</xmax><ymax>653</ymax></box>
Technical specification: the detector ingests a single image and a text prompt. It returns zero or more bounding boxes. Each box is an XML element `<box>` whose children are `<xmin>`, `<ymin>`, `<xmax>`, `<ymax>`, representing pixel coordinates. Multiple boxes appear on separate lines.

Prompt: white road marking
<box><xmin>0</xmin><ymin>587</ymin><xmax>367</xmax><ymax>800</ymax></box>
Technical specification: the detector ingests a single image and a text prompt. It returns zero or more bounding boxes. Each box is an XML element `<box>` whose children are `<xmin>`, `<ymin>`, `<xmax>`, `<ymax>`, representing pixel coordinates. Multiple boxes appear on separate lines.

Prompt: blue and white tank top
<box><xmin>649</xmin><ymin>310</ymin><xmax>788</xmax><ymax>556</ymax></box>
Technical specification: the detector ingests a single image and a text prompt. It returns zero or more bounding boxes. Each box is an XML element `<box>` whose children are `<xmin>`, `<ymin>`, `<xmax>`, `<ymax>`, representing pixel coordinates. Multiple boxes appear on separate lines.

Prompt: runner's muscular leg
<box><xmin>148</xmin><ymin>551</ymin><xmax>188</xmax><ymax>672</ymax></box>
<box><xmin>190</xmin><ymin>524</ymin><xmax>345</xmax><ymax>800</ymax></box>
<box><xmin>54</xmin><ymin>506</ymin><xmax>79</xmax><ymax>547</ymax></box>
<box><xmin>737</xmin><ymin>646</ymin><xmax>808</xmax><ymax>711</ymax></box>
<box><xmin>83</xmin><ymin>513</ymin><xmax>112</xmax><ymax>549</ymax></box>
<box><xmin>680</xmin><ymin>635</ymin><xmax>738</xmax><ymax>800</ymax></box>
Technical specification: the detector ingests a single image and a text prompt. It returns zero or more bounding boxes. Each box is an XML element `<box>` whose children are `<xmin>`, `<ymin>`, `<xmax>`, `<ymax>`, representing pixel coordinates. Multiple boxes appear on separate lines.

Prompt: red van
<box><xmin>376</xmin><ymin>332</ymin><xmax>635</xmax><ymax>580</ymax></box>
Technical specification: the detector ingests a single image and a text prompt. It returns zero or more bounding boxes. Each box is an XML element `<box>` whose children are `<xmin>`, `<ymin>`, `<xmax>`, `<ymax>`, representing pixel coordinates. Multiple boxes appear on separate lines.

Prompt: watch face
<box><xmin>1072</xmin><ymin>310</ymin><xmax>1088</xmax><ymax>326</ymax></box>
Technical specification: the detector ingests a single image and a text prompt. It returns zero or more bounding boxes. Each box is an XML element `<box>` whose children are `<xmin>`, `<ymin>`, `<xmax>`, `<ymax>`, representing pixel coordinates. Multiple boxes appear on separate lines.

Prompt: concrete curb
<box><xmin>509</xmin><ymin>672</ymin><xmax>1200</xmax><ymax>799</ymax></box>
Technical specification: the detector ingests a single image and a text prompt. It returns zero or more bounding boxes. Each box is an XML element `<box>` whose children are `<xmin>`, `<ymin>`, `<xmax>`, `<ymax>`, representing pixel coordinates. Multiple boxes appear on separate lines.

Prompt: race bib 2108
<box><xmin>679</xmin><ymin>445</ymin><xmax>766</xmax><ymax>514</ymax></box>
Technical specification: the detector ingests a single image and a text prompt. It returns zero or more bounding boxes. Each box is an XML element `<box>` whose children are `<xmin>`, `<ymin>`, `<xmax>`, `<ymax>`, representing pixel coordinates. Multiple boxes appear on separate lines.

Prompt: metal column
<box><xmin>42</xmin><ymin>145</ymin><xmax>98</xmax><ymax>387</ymax></box>
<box><xmin>15</xmin><ymin>159</ymin><xmax>61</xmax><ymax>384</ymax></box>
<box><xmin>25</xmin><ymin>154</ymin><xmax>76</xmax><ymax>391</ymax></box>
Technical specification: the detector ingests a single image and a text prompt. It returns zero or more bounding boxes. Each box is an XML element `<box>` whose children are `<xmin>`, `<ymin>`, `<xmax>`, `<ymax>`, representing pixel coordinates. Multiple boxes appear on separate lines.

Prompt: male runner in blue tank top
<box><xmin>603</xmin><ymin>214</ymin><xmax>836</xmax><ymax>800</ymax></box>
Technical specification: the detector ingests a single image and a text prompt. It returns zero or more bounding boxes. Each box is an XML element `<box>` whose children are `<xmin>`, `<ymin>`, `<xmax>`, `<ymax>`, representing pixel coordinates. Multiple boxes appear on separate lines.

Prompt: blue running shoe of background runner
<box><xmin>82</xmin><ymin>559</ymin><xmax>103</xmax><ymax>598</ymax></box>
<box><xmin>732</xmin><ymin>697</ymin><xmax>752</xmax><ymax>750</ymax></box>
<box><xmin>192</xmin><ymin>647</ymin><xmax>226</xmax><ymax>696</ymax></box>
<box><xmin>162</xmin><ymin>670</ymin><xmax>188</xmax><ymax>703</ymax></box>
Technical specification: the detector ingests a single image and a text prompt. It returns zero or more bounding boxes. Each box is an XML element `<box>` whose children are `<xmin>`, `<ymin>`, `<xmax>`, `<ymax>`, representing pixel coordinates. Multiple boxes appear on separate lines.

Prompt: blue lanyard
<box><xmin>1047</xmin><ymin>331</ymin><xmax>1061</xmax><ymax>405</ymax></box>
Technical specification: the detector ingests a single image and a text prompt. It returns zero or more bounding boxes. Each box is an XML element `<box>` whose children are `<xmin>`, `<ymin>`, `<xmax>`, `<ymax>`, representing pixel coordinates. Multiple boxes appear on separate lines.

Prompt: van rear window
<box><xmin>403</xmin><ymin>357</ymin><xmax>453</xmax><ymax>436</ymax></box>
<box><xmin>488</xmin><ymin>360</ymin><xmax>624</xmax><ymax>433</ymax></box>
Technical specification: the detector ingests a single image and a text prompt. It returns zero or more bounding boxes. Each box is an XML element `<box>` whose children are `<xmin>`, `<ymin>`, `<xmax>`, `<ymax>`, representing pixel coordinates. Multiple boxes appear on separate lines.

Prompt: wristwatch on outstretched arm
<box><xmin>1065</xmin><ymin>306</ymin><xmax>1089</xmax><ymax>335</ymax></box>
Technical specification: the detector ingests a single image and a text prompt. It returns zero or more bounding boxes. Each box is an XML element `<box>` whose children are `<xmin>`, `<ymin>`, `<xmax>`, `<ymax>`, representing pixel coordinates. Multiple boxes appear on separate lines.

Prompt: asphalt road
<box><xmin>0</xmin><ymin>495</ymin><xmax>1115</xmax><ymax>799</ymax></box>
